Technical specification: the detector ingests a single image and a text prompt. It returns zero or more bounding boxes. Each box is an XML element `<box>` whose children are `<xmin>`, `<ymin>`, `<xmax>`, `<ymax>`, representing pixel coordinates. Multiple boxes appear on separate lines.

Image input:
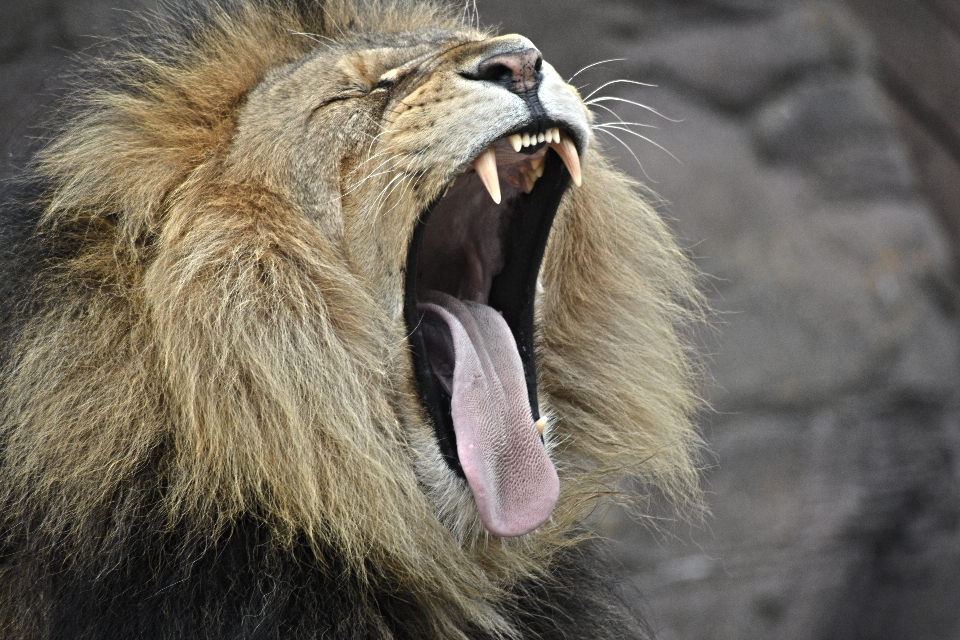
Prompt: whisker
<box><xmin>462</xmin><ymin>0</ymin><xmax>480</xmax><ymax>29</ymax></box>
<box><xmin>585</xmin><ymin>96</ymin><xmax>681</xmax><ymax>122</ymax></box>
<box><xmin>582</xmin><ymin>78</ymin><xmax>656</xmax><ymax>102</ymax></box>
<box><xmin>288</xmin><ymin>31</ymin><xmax>336</xmax><ymax>48</ymax></box>
<box><xmin>594</xmin><ymin>121</ymin><xmax>658</xmax><ymax>130</ymax></box>
<box><xmin>373</xmin><ymin>171</ymin><xmax>411</xmax><ymax>209</ymax></box>
<box><xmin>350</xmin><ymin>148</ymin><xmax>409</xmax><ymax>177</ymax></box>
<box><xmin>594</xmin><ymin>127</ymin><xmax>653</xmax><ymax>182</ymax></box>
<box><xmin>566</xmin><ymin>58</ymin><xmax>627</xmax><ymax>83</ymax></box>
<box><xmin>599</xmin><ymin>124</ymin><xmax>681</xmax><ymax>165</ymax></box>
<box><xmin>588</xmin><ymin>102</ymin><xmax>632</xmax><ymax>124</ymax></box>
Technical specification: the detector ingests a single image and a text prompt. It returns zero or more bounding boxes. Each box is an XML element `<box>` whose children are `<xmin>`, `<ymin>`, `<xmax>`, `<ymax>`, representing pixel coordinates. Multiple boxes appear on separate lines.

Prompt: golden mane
<box><xmin>0</xmin><ymin>1</ymin><xmax>703</xmax><ymax>637</ymax></box>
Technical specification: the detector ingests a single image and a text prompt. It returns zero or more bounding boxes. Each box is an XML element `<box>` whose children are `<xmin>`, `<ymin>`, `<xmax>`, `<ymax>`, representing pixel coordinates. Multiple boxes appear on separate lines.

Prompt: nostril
<box><xmin>476</xmin><ymin>62</ymin><xmax>514</xmax><ymax>85</ymax></box>
<box><xmin>467</xmin><ymin>48</ymin><xmax>543</xmax><ymax>92</ymax></box>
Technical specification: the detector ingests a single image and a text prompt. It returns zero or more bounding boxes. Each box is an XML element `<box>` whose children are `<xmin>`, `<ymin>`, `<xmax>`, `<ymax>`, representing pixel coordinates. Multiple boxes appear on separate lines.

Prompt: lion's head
<box><xmin>1</xmin><ymin>0</ymin><xmax>702</xmax><ymax>636</ymax></box>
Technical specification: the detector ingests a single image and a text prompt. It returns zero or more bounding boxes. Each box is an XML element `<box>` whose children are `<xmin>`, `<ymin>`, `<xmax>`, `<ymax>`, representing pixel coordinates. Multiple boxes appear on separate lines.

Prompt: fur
<box><xmin>0</xmin><ymin>1</ymin><xmax>703</xmax><ymax>637</ymax></box>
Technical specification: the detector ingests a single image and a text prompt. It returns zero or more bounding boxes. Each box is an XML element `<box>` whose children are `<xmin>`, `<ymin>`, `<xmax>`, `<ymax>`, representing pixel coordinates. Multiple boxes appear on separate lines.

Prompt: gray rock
<box><xmin>706</xmin><ymin>0</ymin><xmax>818</xmax><ymax>13</ymax></box>
<box><xmin>601</xmin><ymin>88</ymin><xmax>952</xmax><ymax>411</ymax></box>
<box><xmin>60</xmin><ymin>0</ymin><xmax>148</xmax><ymax>47</ymax></box>
<box><xmin>0</xmin><ymin>0</ymin><xmax>52</xmax><ymax>62</ymax></box>
<box><xmin>622</xmin><ymin>399</ymin><xmax>960</xmax><ymax>640</ymax></box>
<box><xmin>755</xmin><ymin>74</ymin><xmax>891</xmax><ymax>161</ymax></box>
<box><xmin>754</xmin><ymin>74</ymin><xmax>915</xmax><ymax>196</ymax></box>
<box><xmin>622</xmin><ymin>5</ymin><xmax>868</xmax><ymax>110</ymax></box>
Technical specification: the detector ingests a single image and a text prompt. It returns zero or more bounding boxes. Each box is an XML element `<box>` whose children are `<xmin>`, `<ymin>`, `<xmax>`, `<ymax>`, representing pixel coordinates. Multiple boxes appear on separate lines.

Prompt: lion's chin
<box><xmin>404</xmin><ymin>129</ymin><xmax>579</xmax><ymax>537</ymax></box>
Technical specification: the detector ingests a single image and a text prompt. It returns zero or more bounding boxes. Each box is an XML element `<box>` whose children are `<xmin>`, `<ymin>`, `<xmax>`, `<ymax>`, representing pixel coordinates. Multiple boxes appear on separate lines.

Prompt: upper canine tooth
<box><xmin>549</xmin><ymin>133</ymin><xmax>582</xmax><ymax>187</ymax></box>
<box><xmin>508</xmin><ymin>134</ymin><xmax>522</xmax><ymax>152</ymax></box>
<box><xmin>472</xmin><ymin>147</ymin><xmax>501</xmax><ymax>204</ymax></box>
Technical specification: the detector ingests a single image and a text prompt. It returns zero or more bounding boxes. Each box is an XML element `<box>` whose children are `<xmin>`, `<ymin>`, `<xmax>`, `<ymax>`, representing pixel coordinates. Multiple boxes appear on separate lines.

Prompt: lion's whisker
<box><xmin>597</xmin><ymin>124</ymin><xmax>681</xmax><ymax>165</ymax></box>
<box><xmin>289</xmin><ymin>31</ymin><xmax>335</xmax><ymax>48</ymax></box>
<box><xmin>594</xmin><ymin>121</ymin><xmax>658</xmax><ymax>130</ymax></box>
<box><xmin>594</xmin><ymin>127</ymin><xmax>652</xmax><ymax>182</ymax></box>
<box><xmin>582</xmin><ymin>78</ymin><xmax>656</xmax><ymax>102</ymax></box>
<box><xmin>566</xmin><ymin>58</ymin><xmax>627</xmax><ymax>83</ymax></box>
<box><xmin>588</xmin><ymin>101</ymin><xmax>631</xmax><ymax>124</ymax></box>
<box><xmin>585</xmin><ymin>96</ymin><xmax>681</xmax><ymax>122</ymax></box>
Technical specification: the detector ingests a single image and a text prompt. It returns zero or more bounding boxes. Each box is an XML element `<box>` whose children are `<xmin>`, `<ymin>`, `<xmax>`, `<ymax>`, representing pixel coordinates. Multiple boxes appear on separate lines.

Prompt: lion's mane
<box><xmin>0</xmin><ymin>1</ymin><xmax>703</xmax><ymax>638</ymax></box>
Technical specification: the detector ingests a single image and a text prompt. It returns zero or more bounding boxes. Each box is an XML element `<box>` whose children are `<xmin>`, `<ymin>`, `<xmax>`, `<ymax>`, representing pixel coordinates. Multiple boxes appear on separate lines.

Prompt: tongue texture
<box><xmin>418</xmin><ymin>291</ymin><xmax>559</xmax><ymax>537</ymax></box>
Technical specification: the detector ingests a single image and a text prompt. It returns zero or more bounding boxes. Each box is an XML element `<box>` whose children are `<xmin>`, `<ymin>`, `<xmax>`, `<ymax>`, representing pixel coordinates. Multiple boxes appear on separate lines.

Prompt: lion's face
<box><xmin>229</xmin><ymin>30</ymin><xmax>590</xmax><ymax>538</ymax></box>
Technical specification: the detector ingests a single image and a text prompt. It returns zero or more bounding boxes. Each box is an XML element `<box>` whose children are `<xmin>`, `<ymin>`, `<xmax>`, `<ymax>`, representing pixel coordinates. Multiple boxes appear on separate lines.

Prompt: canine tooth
<box><xmin>549</xmin><ymin>133</ymin><xmax>582</xmax><ymax>187</ymax></box>
<box><xmin>472</xmin><ymin>147</ymin><xmax>501</xmax><ymax>204</ymax></box>
<box><xmin>508</xmin><ymin>134</ymin><xmax>522</xmax><ymax>152</ymax></box>
<box><xmin>535</xmin><ymin>417</ymin><xmax>547</xmax><ymax>436</ymax></box>
<box><xmin>522</xmin><ymin>133</ymin><xmax>531</xmax><ymax>147</ymax></box>
<box><xmin>537</xmin><ymin>132</ymin><xmax>545</xmax><ymax>143</ymax></box>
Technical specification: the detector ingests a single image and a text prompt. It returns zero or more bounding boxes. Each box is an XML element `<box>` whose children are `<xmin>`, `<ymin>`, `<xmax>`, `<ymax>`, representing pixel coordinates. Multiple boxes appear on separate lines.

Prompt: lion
<box><xmin>0</xmin><ymin>0</ymin><xmax>703</xmax><ymax>637</ymax></box>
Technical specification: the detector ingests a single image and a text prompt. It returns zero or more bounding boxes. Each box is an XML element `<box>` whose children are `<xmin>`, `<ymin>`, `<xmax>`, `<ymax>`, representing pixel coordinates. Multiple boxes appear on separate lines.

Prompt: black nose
<box><xmin>471</xmin><ymin>48</ymin><xmax>543</xmax><ymax>95</ymax></box>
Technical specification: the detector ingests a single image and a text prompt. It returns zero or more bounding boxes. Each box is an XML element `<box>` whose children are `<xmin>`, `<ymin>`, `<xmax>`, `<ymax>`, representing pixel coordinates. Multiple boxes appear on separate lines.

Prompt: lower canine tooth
<box><xmin>535</xmin><ymin>417</ymin><xmax>547</xmax><ymax>436</ymax></box>
<box><xmin>549</xmin><ymin>134</ymin><xmax>582</xmax><ymax>187</ymax></box>
<box><xmin>472</xmin><ymin>147</ymin><xmax>501</xmax><ymax>204</ymax></box>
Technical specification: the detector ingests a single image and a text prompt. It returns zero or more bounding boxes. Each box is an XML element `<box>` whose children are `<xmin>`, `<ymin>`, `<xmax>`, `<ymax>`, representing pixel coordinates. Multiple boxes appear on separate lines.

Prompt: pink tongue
<box><xmin>418</xmin><ymin>291</ymin><xmax>559</xmax><ymax>537</ymax></box>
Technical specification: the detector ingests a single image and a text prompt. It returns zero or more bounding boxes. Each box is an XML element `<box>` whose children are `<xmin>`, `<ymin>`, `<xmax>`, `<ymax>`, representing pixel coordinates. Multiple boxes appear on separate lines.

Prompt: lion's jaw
<box><xmin>230</xmin><ymin>32</ymin><xmax>590</xmax><ymax>539</ymax></box>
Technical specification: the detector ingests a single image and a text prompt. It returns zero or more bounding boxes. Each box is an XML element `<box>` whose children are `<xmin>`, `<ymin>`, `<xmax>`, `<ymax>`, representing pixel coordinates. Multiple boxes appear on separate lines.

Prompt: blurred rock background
<box><xmin>2</xmin><ymin>0</ymin><xmax>958</xmax><ymax>638</ymax></box>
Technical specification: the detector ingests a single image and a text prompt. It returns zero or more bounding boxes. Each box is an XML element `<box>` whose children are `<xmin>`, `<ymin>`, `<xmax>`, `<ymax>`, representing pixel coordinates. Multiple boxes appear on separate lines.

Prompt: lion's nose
<box><xmin>471</xmin><ymin>48</ymin><xmax>543</xmax><ymax>95</ymax></box>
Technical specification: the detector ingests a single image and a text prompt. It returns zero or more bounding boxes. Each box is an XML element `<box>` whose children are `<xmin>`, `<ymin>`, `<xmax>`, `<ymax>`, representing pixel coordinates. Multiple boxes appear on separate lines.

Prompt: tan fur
<box><xmin>0</xmin><ymin>1</ymin><xmax>703</xmax><ymax>637</ymax></box>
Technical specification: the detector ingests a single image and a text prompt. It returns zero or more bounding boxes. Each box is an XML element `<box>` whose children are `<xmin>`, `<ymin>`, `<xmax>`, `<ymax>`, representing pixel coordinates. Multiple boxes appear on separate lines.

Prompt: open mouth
<box><xmin>404</xmin><ymin>123</ymin><xmax>582</xmax><ymax>537</ymax></box>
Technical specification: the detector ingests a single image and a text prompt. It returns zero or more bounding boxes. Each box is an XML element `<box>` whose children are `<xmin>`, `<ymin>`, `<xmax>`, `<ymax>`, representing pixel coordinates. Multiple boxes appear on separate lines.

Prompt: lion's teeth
<box><xmin>521</xmin><ymin>168</ymin><xmax>536</xmax><ymax>193</ymax></box>
<box><xmin>530</xmin><ymin>156</ymin><xmax>544</xmax><ymax>178</ymax></box>
<box><xmin>522</xmin><ymin>133</ymin><xmax>531</xmax><ymax>147</ymax></box>
<box><xmin>508</xmin><ymin>134</ymin><xmax>522</xmax><ymax>152</ymax></box>
<box><xmin>472</xmin><ymin>147</ymin><xmax>501</xmax><ymax>204</ymax></box>
<box><xmin>535</xmin><ymin>417</ymin><xmax>547</xmax><ymax>436</ymax></box>
<box><xmin>549</xmin><ymin>133</ymin><xmax>582</xmax><ymax>187</ymax></box>
<box><xmin>537</xmin><ymin>132</ymin><xmax>545</xmax><ymax>143</ymax></box>
<box><xmin>550</xmin><ymin>127</ymin><xmax>560</xmax><ymax>144</ymax></box>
